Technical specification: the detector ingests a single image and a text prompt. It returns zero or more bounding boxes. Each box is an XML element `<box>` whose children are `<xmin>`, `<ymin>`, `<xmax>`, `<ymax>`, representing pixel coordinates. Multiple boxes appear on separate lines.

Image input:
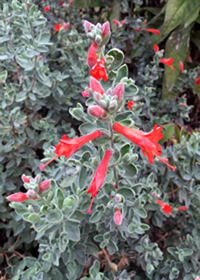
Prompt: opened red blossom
<box><xmin>156</xmin><ymin>199</ymin><xmax>172</xmax><ymax>215</ymax></box>
<box><xmin>179</xmin><ymin>61</ymin><xmax>184</xmax><ymax>73</ymax></box>
<box><xmin>53</xmin><ymin>24</ymin><xmax>63</xmax><ymax>34</ymax></box>
<box><xmin>90</xmin><ymin>58</ymin><xmax>108</xmax><ymax>81</ymax></box>
<box><xmin>44</xmin><ymin>5</ymin><xmax>50</xmax><ymax>13</ymax></box>
<box><xmin>113</xmin><ymin>122</ymin><xmax>176</xmax><ymax>170</ymax></box>
<box><xmin>154</xmin><ymin>45</ymin><xmax>159</xmax><ymax>52</ymax></box>
<box><xmin>127</xmin><ymin>101</ymin><xmax>134</xmax><ymax>111</ymax></box>
<box><xmin>160</xmin><ymin>58</ymin><xmax>174</xmax><ymax>70</ymax></box>
<box><xmin>87</xmin><ymin>149</ymin><xmax>113</xmax><ymax>213</ymax></box>
<box><xmin>40</xmin><ymin>130</ymin><xmax>101</xmax><ymax>170</ymax></box>
<box><xmin>195</xmin><ymin>76</ymin><xmax>200</xmax><ymax>85</ymax></box>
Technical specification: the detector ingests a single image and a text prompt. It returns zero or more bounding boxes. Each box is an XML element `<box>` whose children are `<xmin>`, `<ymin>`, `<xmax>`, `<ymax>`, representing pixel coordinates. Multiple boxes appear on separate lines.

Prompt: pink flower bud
<box><xmin>59</xmin><ymin>0</ymin><xmax>63</xmax><ymax>5</ymax></box>
<box><xmin>21</xmin><ymin>174</ymin><xmax>30</xmax><ymax>183</ymax></box>
<box><xmin>27</xmin><ymin>189</ymin><xmax>36</xmax><ymax>198</ymax></box>
<box><xmin>64</xmin><ymin>22</ymin><xmax>70</xmax><ymax>30</ymax></box>
<box><xmin>84</xmin><ymin>20</ymin><xmax>92</xmax><ymax>33</ymax></box>
<box><xmin>152</xmin><ymin>191</ymin><xmax>157</xmax><ymax>197</ymax></box>
<box><xmin>101</xmin><ymin>21</ymin><xmax>110</xmax><ymax>38</ymax></box>
<box><xmin>69</xmin><ymin>0</ymin><xmax>73</xmax><ymax>6</ymax></box>
<box><xmin>39</xmin><ymin>180</ymin><xmax>51</xmax><ymax>191</ymax></box>
<box><xmin>115</xmin><ymin>194</ymin><xmax>121</xmax><ymax>202</ymax></box>
<box><xmin>195</xmin><ymin>277</ymin><xmax>200</xmax><ymax>280</ymax></box>
<box><xmin>113</xmin><ymin>83</ymin><xmax>124</xmax><ymax>101</ymax></box>
<box><xmin>87</xmin><ymin>105</ymin><xmax>106</xmax><ymax>118</ymax></box>
<box><xmin>39</xmin><ymin>55</ymin><xmax>43</xmax><ymax>61</ymax></box>
<box><xmin>40</xmin><ymin>164</ymin><xmax>44</xmax><ymax>171</ymax></box>
<box><xmin>114</xmin><ymin>209</ymin><xmax>122</xmax><ymax>225</ymax></box>
<box><xmin>121</xmin><ymin>19</ymin><xmax>126</xmax><ymax>25</ymax></box>
<box><xmin>90</xmin><ymin>77</ymin><xmax>104</xmax><ymax>95</ymax></box>
<box><xmin>181</xmin><ymin>103</ymin><xmax>187</xmax><ymax>107</ymax></box>
<box><xmin>7</xmin><ymin>192</ymin><xmax>29</xmax><ymax>202</ymax></box>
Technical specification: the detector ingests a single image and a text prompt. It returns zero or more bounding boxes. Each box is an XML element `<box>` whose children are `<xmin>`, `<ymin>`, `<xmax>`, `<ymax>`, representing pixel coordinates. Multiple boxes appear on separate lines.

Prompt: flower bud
<box><xmin>7</xmin><ymin>192</ymin><xmax>29</xmax><ymax>202</ymax></box>
<box><xmin>95</xmin><ymin>35</ymin><xmax>102</xmax><ymax>45</ymax></box>
<box><xmin>108</xmin><ymin>100</ymin><xmax>118</xmax><ymax>113</ymax></box>
<box><xmin>21</xmin><ymin>174</ymin><xmax>30</xmax><ymax>183</ymax></box>
<box><xmin>39</xmin><ymin>55</ymin><xmax>43</xmax><ymax>61</ymax></box>
<box><xmin>115</xmin><ymin>194</ymin><xmax>122</xmax><ymax>202</ymax></box>
<box><xmin>96</xmin><ymin>23</ymin><xmax>102</xmax><ymax>30</ymax></box>
<box><xmin>39</xmin><ymin>180</ymin><xmax>51</xmax><ymax>192</ymax></box>
<box><xmin>27</xmin><ymin>189</ymin><xmax>36</xmax><ymax>199</ymax></box>
<box><xmin>113</xmin><ymin>83</ymin><xmax>124</xmax><ymax>101</ymax></box>
<box><xmin>88</xmin><ymin>105</ymin><xmax>107</xmax><ymax>118</ymax></box>
<box><xmin>101</xmin><ymin>21</ymin><xmax>110</xmax><ymax>38</ymax></box>
<box><xmin>114</xmin><ymin>209</ymin><xmax>122</xmax><ymax>225</ymax></box>
<box><xmin>106</xmin><ymin>88</ymin><xmax>112</xmax><ymax>96</ymax></box>
<box><xmin>84</xmin><ymin>20</ymin><xmax>92</xmax><ymax>33</ymax></box>
<box><xmin>64</xmin><ymin>22</ymin><xmax>70</xmax><ymax>30</ymax></box>
<box><xmin>88</xmin><ymin>32</ymin><xmax>95</xmax><ymax>41</ymax></box>
<box><xmin>99</xmin><ymin>100</ymin><xmax>108</xmax><ymax>109</ymax></box>
<box><xmin>35</xmin><ymin>174</ymin><xmax>41</xmax><ymax>184</ymax></box>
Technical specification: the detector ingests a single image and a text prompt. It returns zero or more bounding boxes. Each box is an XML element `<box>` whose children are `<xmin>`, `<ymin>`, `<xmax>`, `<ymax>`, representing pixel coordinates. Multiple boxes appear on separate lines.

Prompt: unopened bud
<box><xmin>95</xmin><ymin>35</ymin><xmax>102</xmax><ymax>45</ymax></box>
<box><xmin>88</xmin><ymin>32</ymin><xmax>95</xmax><ymax>41</ymax></box>
<box><xmin>113</xmin><ymin>83</ymin><xmax>124</xmax><ymax>101</ymax></box>
<box><xmin>152</xmin><ymin>191</ymin><xmax>157</xmax><ymax>197</ymax></box>
<box><xmin>99</xmin><ymin>100</ymin><xmax>108</xmax><ymax>109</ymax></box>
<box><xmin>21</xmin><ymin>174</ymin><xmax>30</xmax><ymax>183</ymax></box>
<box><xmin>64</xmin><ymin>22</ymin><xmax>70</xmax><ymax>30</ymax></box>
<box><xmin>39</xmin><ymin>55</ymin><xmax>43</xmax><ymax>61</ymax></box>
<box><xmin>88</xmin><ymin>105</ymin><xmax>107</xmax><ymax>118</ymax></box>
<box><xmin>115</xmin><ymin>194</ymin><xmax>121</xmax><ymax>202</ymax></box>
<box><xmin>102</xmin><ymin>21</ymin><xmax>110</xmax><ymax>38</ymax></box>
<box><xmin>39</xmin><ymin>180</ymin><xmax>51</xmax><ymax>191</ymax></box>
<box><xmin>84</xmin><ymin>20</ymin><xmax>92</xmax><ymax>33</ymax></box>
<box><xmin>109</xmin><ymin>100</ymin><xmax>118</xmax><ymax>112</ymax></box>
<box><xmin>96</xmin><ymin>23</ymin><xmax>101</xmax><ymax>30</ymax></box>
<box><xmin>114</xmin><ymin>209</ymin><xmax>122</xmax><ymax>225</ymax></box>
<box><xmin>27</xmin><ymin>189</ymin><xmax>36</xmax><ymax>198</ymax></box>
<box><xmin>106</xmin><ymin>88</ymin><xmax>112</xmax><ymax>96</ymax></box>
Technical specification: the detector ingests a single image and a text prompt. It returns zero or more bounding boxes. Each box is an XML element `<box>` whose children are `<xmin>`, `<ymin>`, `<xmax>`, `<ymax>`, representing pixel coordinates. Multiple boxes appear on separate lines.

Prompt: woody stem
<box><xmin>109</xmin><ymin>121</ymin><xmax>119</xmax><ymax>189</ymax></box>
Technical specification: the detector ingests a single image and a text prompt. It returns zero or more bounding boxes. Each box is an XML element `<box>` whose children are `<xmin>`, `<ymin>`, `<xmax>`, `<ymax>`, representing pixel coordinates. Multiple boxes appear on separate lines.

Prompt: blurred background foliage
<box><xmin>0</xmin><ymin>0</ymin><xmax>200</xmax><ymax>279</ymax></box>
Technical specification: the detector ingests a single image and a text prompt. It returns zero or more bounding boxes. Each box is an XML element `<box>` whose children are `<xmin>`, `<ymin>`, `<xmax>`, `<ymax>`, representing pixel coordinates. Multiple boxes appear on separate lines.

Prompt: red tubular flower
<box><xmin>59</xmin><ymin>0</ymin><xmax>64</xmax><ymax>5</ymax></box>
<box><xmin>154</xmin><ymin>44</ymin><xmax>159</xmax><ymax>52</ymax></box>
<box><xmin>113</xmin><ymin>83</ymin><xmax>124</xmax><ymax>101</ymax></box>
<box><xmin>87</xmin><ymin>149</ymin><xmax>113</xmax><ymax>213</ymax></box>
<box><xmin>179</xmin><ymin>61</ymin><xmax>184</xmax><ymax>73</ymax></box>
<box><xmin>114</xmin><ymin>209</ymin><xmax>122</xmax><ymax>225</ymax></box>
<box><xmin>160</xmin><ymin>58</ymin><xmax>174</xmax><ymax>70</ymax></box>
<box><xmin>127</xmin><ymin>101</ymin><xmax>134</xmax><ymax>111</ymax></box>
<box><xmin>44</xmin><ymin>5</ymin><xmax>50</xmax><ymax>13</ymax></box>
<box><xmin>195</xmin><ymin>76</ymin><xmax>200</xmax><ymax>85</ymax></box>
<box><xmin>113</xmin><ymin>122</ymin><xmax>176</xmax><ymax>170</ymax></box>
<box><xmin>90</xmin><ymin>77</ymin><xmax>104</xmax><ymax>95</ymax></box>
<box><xmin>121</xmin><ymin>19</ymin><xmax>126</xmax><ymax>25</ymax></box>
<box><xmin>136</xmin><ymin>27</ymin><xmax>141</xmax><ymax>32</ymax></box>
<box><xmin>156</xmin><ymin>199</ymin><xmax>172</xmax><ymax>215</ymax></box>
<box><xmin>53</xmin><ymin>24</ymin><xmax>63</xmax><ymax>34</ymax></box>
<box><xmin>90</xmin><ymin>58</ymin><xmax>108</xmax><ymax>81</ymax></box>
<box><xmin>64</xmin><ymin>22</ymin><xmax>70</xmax><ymax>30</ymax></box>
<box><xmin>40</xmin><ymin>130</ymin><xmax>101</xmax><ymax>170</ymax></box>
<box><xmin>146</xmin><ymin>28</ymin><xmax>160</xmax><ymax>35</ymax></box>
<box><xmin>113</xmin><ymin>19</ymin><xmax>120</xmax><ymax>28</ymax></box>
<box><xmin>69</xmin><ymin>0</ymin><xmax>73</xmax><ymax>6</ymax></box>
<box><xmin>101</xmin><ymin>21</ymin><xmax>110</xmax><ymax>38</ymax></box>
<box><xmin>7</xmin><ymin>192</ymin><xmax>37</xmax><ymax>202</ymax></box>
<box><xmin>87</xmin><ymin>42</ymin><xmax>98</xmax><ymax>69</ymax></box>
<box><xmin>177</xmin><ymin>206</ymin><xmax>188</xmax><ymax>211</ymax></box>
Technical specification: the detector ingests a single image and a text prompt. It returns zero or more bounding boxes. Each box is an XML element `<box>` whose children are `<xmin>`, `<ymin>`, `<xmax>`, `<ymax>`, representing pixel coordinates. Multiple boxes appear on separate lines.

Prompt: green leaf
<box><xmin>134</xmin><ymin>208</ymin><xmax>147</xmax><ymax>218</ymax></box>
<box><xmin>89</xmin><ymin>206</ymin><xmax>104</xmax><ymax>223</ymax></box>
<box><xmin>38</xmin><ymin>32</ymin><xmax>51</xmax><ymax>45</ymax></box>
<box><xmin>182</xmin><ymin>248</ymin><xmax>193</xmax><ymax>256</ymax></box>
<box><xmin>27</xmin><ymin>213</ymin><xmax>41</xmax><ymax>223</ymax></box>
<box><xmin>63</xmin><ymin>219</ymin><xmax>80</xmax><ymax>241</ymax></box>
<box><xmin>56</xmin><ymin>189</ymin><xmax>64</xmax><ymax>209</ymax></box>
<box><xmin>89</xmin><ymin>260</ymin><xmax>100</xmax><ymax>278</ymax></box>
<box><xmin>0</xmin><ymin>36</ymin><xmax>9</xmax><ymax>43</ymax></box>
<box><xmin>162</xmin><ymin>23</ymin><xmax>192</xmax><ymax>99</ymax></box>
<box><xmin>106</xmin><ymin>48</ymin><xmax>124</xmax><ymax>70</ymax></box>
<box><xmin>159</xmin><ymin>123</ymin><xmax>176</xmax><ymax>144</ymax></box>
<box><xmin>117</xmin><ymin>187</ymin><xmax>135</xmax><ymax>198</ymax></box>
<box><xmin>79</xmin><ymin>122</ymin><xmax>97</xmax><ymax>135</ymax></box>
<box><xmin>161</xmin><ymin>0</ymin><xmax>200</xmax><ymax>42</ymax></box>
<box><xmin>16</xmin><ymin>55</ymin><xmax>34</xmax><ymax>70</ymax></box>
<box><xmin>46</xmin><ymin>209</ymin><xmax>63</xmax><ymax>224</ymax></box>
<box><xmin>79</xmin><ymin>166</ymin><xmax>90</xmax><ymax>190</ymax></box>
<box><xmin>0</xmin><ymin>70</ymin><xmax>7</xmax><ymax>83</ymax></box>
<box><xmin>114</xmin><ymin>64</ymin><xmax>128</xmax><ymax>84</ymax></box>
<box><xmin>123</xmin><ymin>163</ymin><xmax>137</xmax><ymax>178</ymax></box>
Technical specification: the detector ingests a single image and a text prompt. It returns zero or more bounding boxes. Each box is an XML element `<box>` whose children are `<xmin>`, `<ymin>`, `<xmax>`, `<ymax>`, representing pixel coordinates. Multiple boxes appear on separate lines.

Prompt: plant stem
<box><xmin>109</xmin><ymin>121</ymin><xmax>119</xmax><ymax>188</ymax></box>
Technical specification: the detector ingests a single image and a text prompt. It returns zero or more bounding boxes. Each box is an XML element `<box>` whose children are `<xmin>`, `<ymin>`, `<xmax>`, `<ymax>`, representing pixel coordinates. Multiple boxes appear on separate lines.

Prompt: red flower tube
<box><xmin>112</xmin><ymin>19</ymin><xmax>120</xmax><ymax>28</ymax></box>
<box><xmin>177</xmin><ymin>206</ymin><xmax>188</xmax><ymax>211</ymax></box>
<box><xmin>112</xmin><ymin>122</ymin><xmax>176</xmax><ymax>170</ymax></box>
<box><xmin>40</xmin><ymin>130</ymin><xmax>102</xmax><ymax>170</ymax></box>
<box><xmin>90</xmin><ymin>77</ymin><xmax>104</xmax><ymax>95</ymax></box>
<box><xmin>179</xmin><ymin>61</ymin><xmax>184</xmax><ymax>73</ymax></box>
<box><xmin>195</xmin><ymin>76</ymin><xmax>200</xmax><ymax>85</ymax></box>
<box><xmin>154</xmin><ymin>44</ymin><xmax>159</xmax><ymax>52</ymax></box>
<box><xmin>146</xmin><ymin>28</ymin><xmax>160</xmax><ymax>35</ymax></box>
<box><xmin>87</xmin><ymin>42</ymin><xmax>98</xmax><ymax>69</ymax></box>
<box><xmin>156</xmin><ymin>199</ymin><xmax>172</xmax><ymax>215</ymax></box>
<box><xmin>87</xmin><ymin>149</ymin><xmax>113</xmax><ymax>214</ymax></box>
<box><xmin>7</xmin><ymin>192</ymin><xmax>37</xmax><ymax>202</ymax></box>
<box><xmin>160</xmin><ymin>58</ymin><xmax>174</xmax><ymax>70</ymax></box>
